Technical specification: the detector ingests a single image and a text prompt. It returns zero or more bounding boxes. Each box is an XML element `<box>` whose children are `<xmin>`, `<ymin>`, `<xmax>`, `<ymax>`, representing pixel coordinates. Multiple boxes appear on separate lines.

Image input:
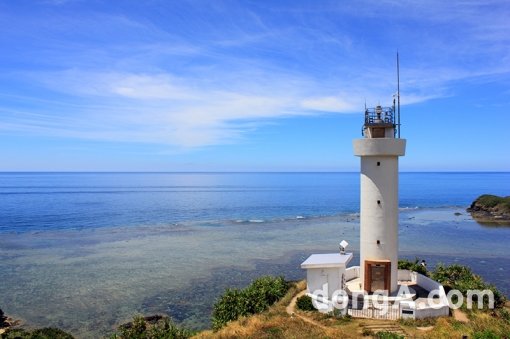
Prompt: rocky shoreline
<box><xmin>0</xmin><ymin>309</ymin><xmax>21</xmax><ymax>336</ymax></box>
<box><xmin>467</xmin><ymin>194</ymin><xmax>510</xmax><ymax>225</ymax></box>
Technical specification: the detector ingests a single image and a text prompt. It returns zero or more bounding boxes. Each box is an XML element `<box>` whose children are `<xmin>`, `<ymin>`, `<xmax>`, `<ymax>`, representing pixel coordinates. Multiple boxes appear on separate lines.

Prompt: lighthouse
<box><xmin>301</xmin><ymin>60</ymin><xmax>450</xmax><ymax>318</ymax></box>
<box><xmin>353</xmin><ymin>103</ymin><xmax>405</xmax><ymax>294</ymax></box>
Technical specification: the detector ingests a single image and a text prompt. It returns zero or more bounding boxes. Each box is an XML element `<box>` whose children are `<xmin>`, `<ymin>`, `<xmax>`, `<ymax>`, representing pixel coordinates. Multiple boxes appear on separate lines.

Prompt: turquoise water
<box><xmin>0</xmin><ymin>172</ymin><xmax>509</xmax><ymax>337</ymax></box>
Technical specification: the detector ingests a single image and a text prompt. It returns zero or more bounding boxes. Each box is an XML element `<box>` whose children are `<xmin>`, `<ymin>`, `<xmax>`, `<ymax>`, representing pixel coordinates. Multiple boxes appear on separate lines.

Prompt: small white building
<box><xmin>301</xmin><ymin>95</ymin><xmax>450</xmax><ymax>320</ymax></box>
<box><xmin>300</xmin><ymin>253</ymin><xmax>352</xmax><ymax>312</ymax></box>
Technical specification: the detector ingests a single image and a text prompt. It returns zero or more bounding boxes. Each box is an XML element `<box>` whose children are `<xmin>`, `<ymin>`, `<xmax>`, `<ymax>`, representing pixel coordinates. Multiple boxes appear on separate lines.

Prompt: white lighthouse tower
<box><xmin>353</xmin><ymin>102</ymin><xmax>405</xmax><ymax>294</ymax></box>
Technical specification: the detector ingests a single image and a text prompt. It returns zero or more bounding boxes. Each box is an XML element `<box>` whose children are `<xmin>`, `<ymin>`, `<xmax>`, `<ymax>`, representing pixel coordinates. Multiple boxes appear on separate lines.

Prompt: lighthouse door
<box><xmin>364</xmin><ymin>261</ymin><xmax>391</xmax><ymax>293</ymax></box>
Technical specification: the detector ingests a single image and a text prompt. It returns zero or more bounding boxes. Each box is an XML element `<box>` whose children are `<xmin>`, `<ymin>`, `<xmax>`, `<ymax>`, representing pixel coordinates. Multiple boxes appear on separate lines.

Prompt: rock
<box><xmin>119</xmin><ymin>314</ymin><xmax>166</xmax><ymax>330</ymax></box>
<box><xmin>0</xmin><ymin>308</ymin><xmax>8</xmax><ymax>328</ymax></box>
<box><xmin>467</xmin><ymin>194</ymin><xmax>510</xmax><ymax>225</ymax></box>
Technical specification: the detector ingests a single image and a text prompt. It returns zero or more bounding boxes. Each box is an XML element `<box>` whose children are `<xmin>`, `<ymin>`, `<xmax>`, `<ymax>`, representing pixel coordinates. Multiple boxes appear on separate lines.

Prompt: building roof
<box><xmin>300</xmin><ymin>252</ymin><xmax>353</xmax><ymax>269</ymax></box>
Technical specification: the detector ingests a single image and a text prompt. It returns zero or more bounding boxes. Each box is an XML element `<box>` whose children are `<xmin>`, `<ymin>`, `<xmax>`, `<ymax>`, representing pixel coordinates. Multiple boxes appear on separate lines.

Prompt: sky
<box><xmin>0</xmin><ymin>0</ymin><xmax>509</xmax><ymax>172</ymax></box>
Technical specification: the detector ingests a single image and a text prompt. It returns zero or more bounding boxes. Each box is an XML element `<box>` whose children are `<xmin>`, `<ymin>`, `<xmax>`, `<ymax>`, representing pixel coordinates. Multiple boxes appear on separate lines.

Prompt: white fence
<box><xmin>348</xmin><ymin>301</ymin><xmax>400</xmax><ymax>320</ymax></box>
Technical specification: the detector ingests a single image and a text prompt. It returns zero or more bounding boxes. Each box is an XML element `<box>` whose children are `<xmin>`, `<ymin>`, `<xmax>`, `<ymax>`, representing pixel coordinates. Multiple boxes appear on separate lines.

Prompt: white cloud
<box><xmin>2</xmin><ymin>1</ymin><xmax>509</xmax><ymax>150</ymax></box>
<box><xmin>300</xmin><ymin>96</ymin><xmax>357</xmax><ymax>112</ymax></box>
<box><xmin>3</xmin><ymin>65</ymin><xmax>455</xmax><ymax>148</ymax></box>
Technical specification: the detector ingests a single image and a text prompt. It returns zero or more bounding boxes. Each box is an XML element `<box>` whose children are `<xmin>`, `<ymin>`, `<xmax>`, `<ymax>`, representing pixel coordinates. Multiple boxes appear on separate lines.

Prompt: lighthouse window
<box><xmin>377</xmin><ymin>161</ymin><xmax>381</xmax><ymax>166</ymax></box>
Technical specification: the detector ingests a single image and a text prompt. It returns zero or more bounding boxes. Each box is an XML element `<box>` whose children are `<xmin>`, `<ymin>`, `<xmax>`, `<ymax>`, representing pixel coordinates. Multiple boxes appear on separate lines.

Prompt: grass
<box><xmin>194</xmin><ymin>279</ymin><xmax>510</xmax><ymax>339</ymax></box>
<box><xmin>1</xmin><ymin>327</ymin><xmax>74</xmax><ymax>339</ymax></box>
<box><xmin>194</xmin><ymin>280</ymin><xmax>361</xmax><ymax>338</ymax></box>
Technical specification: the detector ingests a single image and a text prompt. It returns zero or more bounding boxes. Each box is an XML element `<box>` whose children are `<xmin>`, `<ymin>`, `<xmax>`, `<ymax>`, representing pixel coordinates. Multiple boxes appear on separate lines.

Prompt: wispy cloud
<box><xmin>1</xmin><ymin>0</ymin><xmax>509</xmax><ymax>150</ymax></box>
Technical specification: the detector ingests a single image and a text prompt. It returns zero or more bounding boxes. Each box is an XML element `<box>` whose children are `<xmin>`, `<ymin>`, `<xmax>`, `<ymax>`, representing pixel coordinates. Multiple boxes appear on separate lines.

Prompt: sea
<box><xmin>0</xmin><ymin>172</ymin><xmax>509</xmax><ymax>338</ymax></box>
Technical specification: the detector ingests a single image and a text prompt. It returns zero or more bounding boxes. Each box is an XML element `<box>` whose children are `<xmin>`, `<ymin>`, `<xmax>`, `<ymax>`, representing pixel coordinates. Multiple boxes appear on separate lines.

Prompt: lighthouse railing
<box><xmin>364</xmin><ymin>107</ymin><xmax>394</xmax><ymax>125</ymax></box>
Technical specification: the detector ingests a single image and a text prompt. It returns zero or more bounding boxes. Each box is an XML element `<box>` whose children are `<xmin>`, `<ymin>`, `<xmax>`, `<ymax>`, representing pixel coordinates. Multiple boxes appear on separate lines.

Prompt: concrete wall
<box><xmin>415</xmin><ymin>305</ymin><xmax>450</xmax><ymax>319</ymax></box>
<box><xmin>346</xmin><ymin>266</ymin><xmax>360</xmax><ymax>281</ymax></box>
<box><xmin>397</xmin><ymin>269</ymin><xmax>413</xmax><ymax>281</ymax></box>
<box><xmin>353</xmin><ymin>138</ymin><xmax>406</xmax><ymax>157</ymax></box>
<box><xmin>306</xmin><ymin>267</ymin><xmax>346</xmax><ymax>300</ymax></box>
<box><xmin>416</xmin><ymin>273</ymin><xmax>445</xmax><ymax>294</ymax></box>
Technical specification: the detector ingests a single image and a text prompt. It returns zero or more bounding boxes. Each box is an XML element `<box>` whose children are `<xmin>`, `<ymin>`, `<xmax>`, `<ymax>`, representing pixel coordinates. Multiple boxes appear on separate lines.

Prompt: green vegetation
<box><xmin>1</xmin><ymin>327</ymin><xmax>74</xmax><ymax>339</ymax></box>
<box><xmin>211</xmin><ymin>275</ymin><xmax>289</xmax><ymax>330</ymax></box>
<box><xmin>499</xmin><ymin>308</ymin><xmax>510</xmax><ymax>322</ymax></box>
<box><xmin>110</xmin><ymin>315</ymin><xmax>193</xmax><ymax>339</ymax></box>
<box><xmin>472</xmin><ymin>329</ymin><xmax>501</xmax><ymax>339</ymax></box>
<box><xmin>296</xmin><ymin>295</ymin><xmax>315</xmax><ymax>311</ymax></box>
<box><xmin>397</xmin><ymin>257</ymin><xmax>427</xmax><ymax>275</ymax></box>
<box><xmin>431</xmin><ymin>264</ymin><xmax>506</xmax><ymax>309</ymax></box>
<box><xmin>374</xmin><ymin>331</ymin><xmax>404</xmax><ymax>339</ymax></box>
<box><xmin>475</xmin><ymin>195</ymin><xmax>510</xmax><ymax>211</ymax></box>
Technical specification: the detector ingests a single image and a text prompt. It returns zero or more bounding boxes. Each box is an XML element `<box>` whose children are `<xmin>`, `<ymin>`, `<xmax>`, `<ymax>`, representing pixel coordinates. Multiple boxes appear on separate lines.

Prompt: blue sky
<box><xmin>0</xmin><ymin>0</ymin><xmax>509</xmax><ymax>171</ymax></box>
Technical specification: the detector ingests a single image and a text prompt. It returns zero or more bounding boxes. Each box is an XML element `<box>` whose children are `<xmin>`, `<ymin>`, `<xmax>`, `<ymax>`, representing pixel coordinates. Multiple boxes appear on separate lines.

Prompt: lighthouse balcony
<box><xmin>364</xmin><ymin>106</ymin><xmax>395</xmax><ymax>126</ymax></box>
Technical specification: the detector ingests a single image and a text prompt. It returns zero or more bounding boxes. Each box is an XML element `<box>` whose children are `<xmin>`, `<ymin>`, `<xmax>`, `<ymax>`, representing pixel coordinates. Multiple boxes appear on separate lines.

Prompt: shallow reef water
<box><xmin>0</xmin><ymin>209</ymin><xmax>509</xmax><ymax>337</ymax></box>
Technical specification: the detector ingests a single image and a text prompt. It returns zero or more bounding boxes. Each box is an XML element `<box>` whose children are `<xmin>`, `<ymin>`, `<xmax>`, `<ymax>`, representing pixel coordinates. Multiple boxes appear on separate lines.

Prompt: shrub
<box><xmin>361</xmin><ymin>328</ymin><xmax>373</xmax><ymax>336</ymax></box>
<box><xmin>211</xmin><ymin>288</ymin><xmax>247</xmax><ymax>330</ymax></box>
<box><xmin>398</xmin><ymin>257</ymin><xmax>427</xmax><ymax>275</ymax></box>
<box><xmin>111</xmin><ymin>315</ymin><xmax>193</xmax><ymax>339</ymax></box>
<box><xmin>211</xmin><ymin>275</ymin><xmax>289</xmax><ymax>330</ymax></box>
<box><xmin>431</xmin><ymin>264</ymin><xmax>506</xmax><ymax>309</ymax></box>
<box><xmin>296</xmin><ymin>295</ymin><xmax>315</xmax><ymax>311</ymax></box>
<box><xmin>375</xmin><ymin>332</ymin><xmax>404</xmax><ymax>339</ymax></box>
<box><xmin>244</xmin><ymin>275</ymin><xmax>288</xmax><ymax>314</ymax></box>
<box><xmin>2</xmin><ymin>327</ymin><xmax>74</xmax><ymax>339</ymax></box>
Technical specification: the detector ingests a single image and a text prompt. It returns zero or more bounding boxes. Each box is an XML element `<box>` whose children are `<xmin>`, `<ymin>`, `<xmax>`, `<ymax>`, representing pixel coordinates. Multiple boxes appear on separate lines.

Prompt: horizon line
<box><xmin>0</xmin><ymin>171</ymin><xmax>509</xmax><ymax>174</ymax></box>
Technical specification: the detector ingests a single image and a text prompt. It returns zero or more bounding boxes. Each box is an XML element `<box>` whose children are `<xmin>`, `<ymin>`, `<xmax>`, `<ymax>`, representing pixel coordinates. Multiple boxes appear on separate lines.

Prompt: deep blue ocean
<box><xmin>1</xmin><ymin>172</ymin><xmax>508</xmax><ymax>233</ymax></box>
<box><xmin>0</xmin><ymin>172</ymin><xmax>509</xmax><ymax>337</ymax></box>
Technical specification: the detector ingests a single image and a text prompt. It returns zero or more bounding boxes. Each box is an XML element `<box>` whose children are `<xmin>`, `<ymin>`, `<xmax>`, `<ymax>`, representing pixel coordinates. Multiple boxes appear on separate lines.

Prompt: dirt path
<box><xmin>285</xmin><ymin>290</ymin><xmax>331</xmax><ymax>331</ymax></box>
<box><xmin>453</xmin><ymin>309</ymin><xmax>469</xmax><ymax>323</ymax></box>
<box><xmin>286</xmin><ymin>290</ymin><xmax>408</xmax><ymax>337</ymax></box>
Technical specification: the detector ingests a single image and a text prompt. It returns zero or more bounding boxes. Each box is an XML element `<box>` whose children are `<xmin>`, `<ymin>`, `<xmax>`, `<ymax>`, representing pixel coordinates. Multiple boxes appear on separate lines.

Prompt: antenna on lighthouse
<box><xmin>397</xmin><ymin>52</ymin><xmax>401</xmax><ymax>138</ymax></box>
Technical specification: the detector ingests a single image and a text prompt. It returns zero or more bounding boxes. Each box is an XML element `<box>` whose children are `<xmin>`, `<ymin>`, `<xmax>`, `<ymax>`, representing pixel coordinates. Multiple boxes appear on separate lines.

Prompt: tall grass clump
<box><xmin>211</xmin><ymin>275</ymin><xmax>289</xmax><ymax>330</ymax></box>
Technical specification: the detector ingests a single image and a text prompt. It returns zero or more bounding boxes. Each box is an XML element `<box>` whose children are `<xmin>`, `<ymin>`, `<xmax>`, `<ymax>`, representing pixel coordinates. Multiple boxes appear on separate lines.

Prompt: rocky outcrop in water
<box><xmin>467</xmin><ymin>194</ymin><xmax>510</xmax><ymax>225</ymax></box>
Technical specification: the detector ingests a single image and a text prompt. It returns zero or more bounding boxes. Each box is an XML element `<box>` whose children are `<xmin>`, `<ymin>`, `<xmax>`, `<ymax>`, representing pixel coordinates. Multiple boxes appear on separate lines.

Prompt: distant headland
<box><xmin>468</xmin><ymin>194</ymin><xmax>510</xmax><ymax>225</ymax></box>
